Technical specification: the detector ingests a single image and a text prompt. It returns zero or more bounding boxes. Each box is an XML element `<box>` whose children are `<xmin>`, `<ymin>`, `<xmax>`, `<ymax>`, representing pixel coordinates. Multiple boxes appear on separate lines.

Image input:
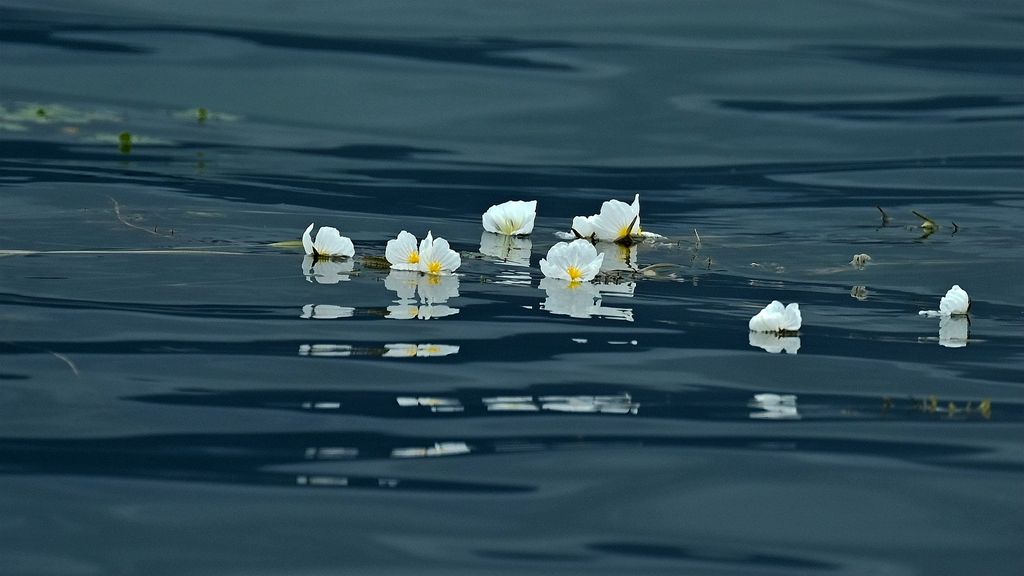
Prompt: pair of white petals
<box><xmin>385</xmin><ymin>231</ymin><xmax>461</xmax><ymax>275</ymax></box>
<box><xmin>482</xmin><ymin>200</ymin><xmax>537</xmax><ymax>236</ymax></box>
<box><xmin>303</xmin><ymin>223</ymin><xmax>354</xmax><ymax>258</ymax></box>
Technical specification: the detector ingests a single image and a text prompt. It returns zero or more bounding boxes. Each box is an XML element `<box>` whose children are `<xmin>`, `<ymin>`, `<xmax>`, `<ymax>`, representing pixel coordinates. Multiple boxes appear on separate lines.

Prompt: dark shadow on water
<box><xmin>815</xmin><ymin>45</ymin><xmax>1024</xmax><ymax>76</ymax></box>
<box><xmin>589</xmin><ymin>542</ymin><xmax>837</xmax><ymax>570</ymax></box>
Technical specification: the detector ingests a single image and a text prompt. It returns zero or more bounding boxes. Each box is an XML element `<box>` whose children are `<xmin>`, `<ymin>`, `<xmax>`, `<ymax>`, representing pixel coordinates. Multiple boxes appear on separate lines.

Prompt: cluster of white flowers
<box><xmin>302</xmin><ymin>202</ymin><xmax>973</xmax><ymax>351</ymax></box>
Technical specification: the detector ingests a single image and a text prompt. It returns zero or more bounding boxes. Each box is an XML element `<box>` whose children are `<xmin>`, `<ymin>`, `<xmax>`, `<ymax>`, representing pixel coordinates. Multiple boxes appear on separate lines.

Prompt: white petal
<box><xmin>312</xmin><ymin>227</ymin><xmax>355</xmax><ymax>257</ymax></box>
<box><xmin>302</xmin><ymin>223</ymin><xmax>315</xmax><ymax>255</ymax></box>
<box><xmin>749</xmin><ymin>300</ymin><xmax>798</xmax><ymax>332</ymax></box>
<box><xmin>592</xmin><ymin>199</ymin><xmax>638</xmax><ymax>242</ymax></box>
<box><xmin>781</xmin><ymin>303</ymin><xmax>802</xmax><ymax>331</ymax></box>
<box><xmin>386</xmin><ymin>231</ymin><xmax>419</xmax><ymax>268</ymax></box>
<box><xmin>570</xmin><ymin>215</ymin><xmax>596</xmax><ymax>239</ymax></box>
<box><xmin>419</xmin><ymin>235</ymin><xmax>461</xmax><ymax>274</ymax></box>
<box><xmin>482</xmin><ymin>200</ymin><xmax>536</xmax><ymax>236</ymax></box>
<box><xmin>939</xmin><ymin>285</ymin><xmax>970</xmax><ymax>316</ymax></box>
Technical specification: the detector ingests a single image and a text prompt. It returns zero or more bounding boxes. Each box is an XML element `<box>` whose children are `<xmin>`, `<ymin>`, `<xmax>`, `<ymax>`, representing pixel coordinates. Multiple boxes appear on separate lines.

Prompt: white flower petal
<box><xmin>482</xmin><ymin>200</ymin><xmax>537</xmax><ymax>236</ymax></box>
<box><xmin>386</xmin><ymin>230</ymin><xmax>420</xmax><ymax>269</ymax></box>
<box><xmin>302</xmin><ymin>223</ymin><xmax>315</xmax><ymax>255</ymax></box>
<box><xmin>419</xmin><ymin>234</ymin><xmax>461</xmax><ymax>275</ymax></box>
<box><xmin>540</xmin><ymin>239</ymin><xmax>603</xmax><ymax>282</ymax></box>
<box><xmin>592</xmin><ymin>196</ymin><xmax>640</xmax><ymax>242</ymax></box>
<box><xmin>312</xmin><ymin>226</ymin><xmax>355</xmax><ymax>257</ymax></box>
<box><xmin>749</xmin><ymin>301</ymin><xmax>802</xmax><ymax>332</ymax></box>
<box><xmin>939</xmin><ymin>285</ymin><xmax>970</xmax><ymax>316</ymax></box>
<box><xmin>570</xmin><ymin>215</ymin><xmax>597</xmax><ymax>239</ymax></box>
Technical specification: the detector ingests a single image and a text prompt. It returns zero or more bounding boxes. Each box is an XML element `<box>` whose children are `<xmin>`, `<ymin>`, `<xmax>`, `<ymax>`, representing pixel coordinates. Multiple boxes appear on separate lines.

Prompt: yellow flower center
<box><xmin>567</xmin><ymin>265</ymin><xmax>584</xmax><ymax>282</ymax></box>
<box><xmin>407</xmin><ymin>250</ymin><xmax>420</xmax><ymax>264</ymax></box>
<box><xmin>427</xmin><ymin>261</ymin><xmax>443</xmax><ymax>275</ymax></box>
<box><xmin>501</xmin><ymin>220</ymin><xmax>517</xmax><ymax>235</ymax></box>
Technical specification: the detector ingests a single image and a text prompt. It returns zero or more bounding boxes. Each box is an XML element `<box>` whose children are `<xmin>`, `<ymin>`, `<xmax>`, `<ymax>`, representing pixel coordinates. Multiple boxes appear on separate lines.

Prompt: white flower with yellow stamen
<box><xmin>748</xmin><ymin>301</ymin><xmax>802</xmax><ymax>333</ymax></box>
<box><xmin>302</xmin><ymin>223</ymin><xmax>355</xmax><ymax>258</ymax></box>
<box><xmin>385</xmin><ymin>230</ymin><xmax>421</xmax><ymax>270</ymax></box>
<box><xmin>417</xmin><ymin>231</ymin><xmax>461</xmax><ymax>276</ymax></box>
<box><xmin>482</xmin><ymin>200</ymin><xmax>537</xmax><ymax>236</ymax></box>
<box><xmin>539</xmin><ymin>239</ymin><xmax>604</xmax><ymax>283</ymax></box>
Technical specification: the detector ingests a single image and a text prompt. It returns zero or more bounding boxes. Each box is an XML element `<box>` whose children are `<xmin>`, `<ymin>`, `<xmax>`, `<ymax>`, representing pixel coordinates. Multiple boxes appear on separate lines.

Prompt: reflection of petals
<box><xmin>391</xmin><ymin>442</ymin><xmax>471</xmax><ymax>458</ymax></box>
<box><xmin>938</xmin><ymin>316</ymin><xmax>969</xmax><ymax>348</ymax></box>
<box><xmin>298</xmin><ymin>344</ymin><xmax>353</xmax><ymax>357</ymax></box>
<box><xmin>384</xmin><ymin>271</ymin><xmax>461</xmax><ymax>320</ymax></box>
<box><xmin>481</xmin><ymin>200</ymin><xmax>537</xmax><ymax>236</ymax></box>
<box><xmin>596</xmin><ymin>242</ymin><xmax>637</xmax><ymax>272</ymax></box>
<box><xmin>300</xmin><ymin>304</ymin><xmax>355</xmax><ymax>319</ymax></box>
<box><xmin>539</xmin><ymin>277</ymin><xmax>601</xmax><ymax>318</ymax></box>
<box><xmin>748</xmin><ymin>332</ymin><xmax>801</xmax><ymax>354</ymax></box>
<box><xmin>479</xmin><ymin>232</ymin><xmax>532</xmax><ymax>266</ymax></box>
<box><xmin>417</xmin><ymin>274</ymin><xmax>460</xmax><ymax>304</ymax></box>
<box><xmin>595</xmin><ymin>281</ymin><xmax>636</xmax><ymax>297</ymax></box>
<box><xmin>748</xmin><ymin>393</ymin><xmax>800</xmax><ymax>419</ymax></box>
<box><xmin>384</xmin><ymin>343</ymin><xmax>460</xmax><ymax>357</ymax></box>
<box><xmin>386</xmin><ymin>304</ymin><xmax>460</xmax><ymax>320</ymax></box>
<box><xmin>302</xmin><ymin>255</ymin><xmax>354</xmax><ymax>284</ymax></box>
<box><xmin>384</xmin><ymin>270</ymin><xmax>421</xmax><ymax>300</ymax></box>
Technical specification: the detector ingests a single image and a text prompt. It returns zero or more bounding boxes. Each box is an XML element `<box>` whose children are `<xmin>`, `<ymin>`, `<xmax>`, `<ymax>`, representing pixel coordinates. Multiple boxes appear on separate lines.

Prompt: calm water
<box><xmin>2</xmin><ymin>1</ymin><xmax>1024</xmax><ymax>574</ymax></box>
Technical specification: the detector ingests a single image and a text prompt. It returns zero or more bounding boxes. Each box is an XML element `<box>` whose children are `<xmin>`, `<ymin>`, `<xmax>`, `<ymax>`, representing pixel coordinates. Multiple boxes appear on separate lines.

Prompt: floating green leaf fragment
<box><xmin>197</xmin><ymin>107</ymin><xmax>209</xmax><ymax>123</ymax></box>
<box><xmin>361</xmin><ymin>255</ymin><xmax>392</xmax><ymax>270</ymax></box>
<box><xmin>118</xmin><ymin>131</ymin><xmax>132</xmax><ymax>154</ymax></box>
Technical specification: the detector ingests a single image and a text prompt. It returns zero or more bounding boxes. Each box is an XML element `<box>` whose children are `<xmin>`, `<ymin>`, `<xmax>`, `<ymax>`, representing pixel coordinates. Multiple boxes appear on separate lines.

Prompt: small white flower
<box><xmin>591</xmin><ymin>194</ymin><xmax>642</xmax><ymax>243</ymax></box>
<box><xmin>301</xmin><ymin>255</ymin><xmax>354</xmax><ymax>284</ymax></box>
<box><xmin>539</xmin><ymin>239</ymin><xmax>604</xmax><ymax>283</ymax></box>
<box><xmin>385</xmin><ymin>230</ymin><xmax>421</xmax><ymax>270</ymax></box>
<box><xmin>919</xmin><ymin>285</ymin><xmax>970</xmax><ymax>318</ymax></box>
<box><xmin>482</xmin><ymin>200</ymin><xmax>537</xmax><ymax>236</ymax></box>
<box><xmin>748</xmin><ymin>301</ymin><xmax>802</xmax><ymax>333</ymax></box>
<box><xmin>570</xmin><ymin>215</ymin><xmax>597</xmax><ymax>240</ymax></box>
<box><xmin>302</xmin><ymin>223</ymin><xmax>355</xmax><ymax>258</ymax></box>
<box><xmin>417</xmin><ymin>231</ymin><xmax>461</xmax><ymax>276</ymax></box>
<box><xmin>939</xmin><ymin>285</ymin><xmax>970</xmax><ymax>316</ymax></box>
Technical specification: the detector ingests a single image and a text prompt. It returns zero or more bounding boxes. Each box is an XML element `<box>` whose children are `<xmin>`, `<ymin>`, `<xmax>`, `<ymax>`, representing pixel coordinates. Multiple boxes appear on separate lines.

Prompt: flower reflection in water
<box><xmin>748</xmin><ymin>393</ymin><xmax>800</xmax><ymax>420</ymax></box>
<box><xmin>396</xmin><ymin>396</ymin><xmax>464</xmax><ymax>413</ymax></box>
<box><xmin>539</xmin><ymin>278</ymin><xmax>633</xmax><ymax>321</ymax></box>
<box><xmin>301</xmin><ymin>255</ymin><xmax>354</xmax><ymax>284</ymax></box>
<box><xmin>384</xmin><ymin>343</ymin><xmax>460</xmax><ymax>358</ymax></box>
<box><xmin>596</xmin><ymin>242</ymin><xmax>637</xmax><ymax>273</ymax></box>
<box><xmin>479</xmin><ymin>232</ymin><xmax>532</xmax><ymax>267</ymax></box>
<box><xmin>391</xmin><ymin>442</ymin><xmax>471</xmax><ymax>458</ymax></box>
<box><xmin>385</xmin><ymin>270</ymin><xmax>460</xmax><ymax>320</ymax></box>
<box><xmin>300</xmin><ymin>304</ymin><xmax>355</xmax><ymax>319</ymax></box>
<box><xmin>483</xmin><ymin>393</ymin><xmax>639</xmax><ymax>414</ymax></box>
<box><xmin>938</xmin><ymin>316</ymin><xmax>969</xmax><ymax>348</ymax></box>
<box><xmin>298</xmin><ymin>344</ymin><xmax>353</xmax><ymax>357</ymax></box>
<box><xmin>748</xmin><ymin>332</ymin><xmax>801</xmax><ymax>354</ymax></box>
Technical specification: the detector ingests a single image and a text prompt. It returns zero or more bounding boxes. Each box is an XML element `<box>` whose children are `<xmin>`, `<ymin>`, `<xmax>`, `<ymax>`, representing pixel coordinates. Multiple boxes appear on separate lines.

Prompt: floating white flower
<box><xmin>591</xmin><ymin>194</ymin><xmax>642</xmax><ymax>243</ymax></box>
<box><xmin>301</xmin><ymin>255</ymin><xmax>354</xmax><ymax>284</ymax></box>
<box><xmin>383</xmin><ymin>343</ymin><xmax>460</xmax><ymax>358</ymax></box>
<box><xmin>849</xmin><ymin>253</ymin><xmax>871</xmax><ymax>269</ymax></box>
<box><xmin>300</xmin><ymin>304</ymin><xmax>355</xmax><ymax>319</ymax></box>
<box><xmin>748</xmin><ymin>332</ymin><xmax>801</xmax><ymax>354</ymax></box>
<box><xmin>567</xmin><ymin>215</ymin><xmax>598</xmax><ymax>240</ymax></box>
<box><xmin>748</xmin><ymin>301</ymin><xmax>802</xmax><ymax>333</ymax></box>
<box><xmin>539</xmin><ymin>239</ymin><xmax>604</xmax><ymax>283</ymax></box>
<box><xmin>302</xmin><ymin>223</ymin><xmax>354</xmax><ymax>258</ymax></box>
<box><xmin>482</xmin><ymin>200</ymin><xmax>537</xmax><ymax>236</ymax></box>
<box><xmin>385</xmin><ymin>230</ymin><xmax>421</xmax><ymax>271</ymax></box>
<box><xmin>417</xmin><ymin>231</ymin><xmax>461</xmax><ymax>275</ymax></box>
<box><xmin>919</xmin><ymin>285</ymin><xmax>970</xmax><ymax>318</ymax></box>
<box><xmin>479</xmin><ymin>232</ymin><xmax>532</xmax><ymax>267</ymax></box>
<box><xmin>938</xmin><ymin>316</ymin><xmax>969</xmax><ymax>348</ymax></box>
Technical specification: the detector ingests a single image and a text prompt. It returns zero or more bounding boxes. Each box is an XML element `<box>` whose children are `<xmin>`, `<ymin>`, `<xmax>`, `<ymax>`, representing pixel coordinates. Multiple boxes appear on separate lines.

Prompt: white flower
<box><xmin>417</xmin><ymin>231</ymin><xmax>461</xmax><ymax>275</ymax></box>
<box><xmin>383</xmin><ymin>343</ymin><xmax>460</xmax><ymax>358</ymax></box>
<box><xmin>591</xmin><ymin>194</ymin><xmax>642</xmax><ymax>243</ymax></box>
<box><xmin>539</xmin><ymin>239</ymin><xmax>604</xmax><ymax>283</ymax></box>
<box><xmin>482</xmin><ymin>200</ymin><xmax>537</xmax><ymax>236</ymax></box>
<box><xmin>748</xmin><ymin>301</ymin><xmax>802</xmax><ymax>333</ymax></box>
<box><xmin>385</xmin><ymin>230</ymin><xmax>421</xmax><ymax>271</ymax></box>
<box><xmin>570</xmin><ymin>215</ymin><xmax>597</xmax><ymax>240</ymax></box>
<box><xmin>939</xmin><ymin>285</ymin><xmax>970</xmax><ymax>316</ymax></box>
<box><xmin>850</xmin><ymin>253</ymin><xmax>871</xmax><ymax>269</ymax></box>
<box><xmin>919</xmin><ymin>285</ymin><xmax>970</xmax><ymax>318</ymax></box>
<box><xmin>748</xmin><ymin>332</ymin><xmax>801</xmax><ymax>354</ymax></box>
<box><xmin>300</xmin><ymin>304</ymin><xmax>355</xmax><ymax>319</ymax></box>
<box><xmin>938</xmin><ymin>316</ymin><xmax>969</xmax><ymax>348</ymax></box>
<box><xmin>479</xmin><ymin>232</ymin><xmax>532</xmax><ymax>266</ymax></box>
<box><xmin>301</xmin><ymin>255</ymin><xmax>354</xmax><ymax>284</ymax></box>
<box><xmin>302</xmin><ymin>223</ymin><xmax>355</xmax><ymax>258</ymax></box>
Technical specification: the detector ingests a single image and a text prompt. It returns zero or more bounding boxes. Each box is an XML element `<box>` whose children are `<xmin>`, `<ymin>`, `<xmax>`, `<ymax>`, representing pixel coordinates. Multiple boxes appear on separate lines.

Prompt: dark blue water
<box><xmin>2</xmin><ymin>2</ymin><xmax>1023</xmax><ymax>574</ymax></box>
